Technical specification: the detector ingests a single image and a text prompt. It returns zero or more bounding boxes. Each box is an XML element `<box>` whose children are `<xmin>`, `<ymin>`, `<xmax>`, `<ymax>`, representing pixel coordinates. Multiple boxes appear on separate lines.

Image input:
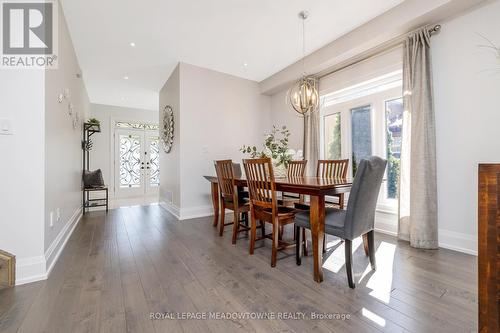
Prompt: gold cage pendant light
<box><xmin>287</xmin><ymin>11</ymin><xmax>319</xmax><ymax>116</ymax></box>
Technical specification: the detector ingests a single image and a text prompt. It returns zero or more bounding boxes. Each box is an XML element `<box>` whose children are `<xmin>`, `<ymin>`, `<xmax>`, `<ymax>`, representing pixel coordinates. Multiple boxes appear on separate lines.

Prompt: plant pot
<box><xmin>273</xmin><ymin>162</ymin><xmax>288</xmax><ymax>178</ymax></box>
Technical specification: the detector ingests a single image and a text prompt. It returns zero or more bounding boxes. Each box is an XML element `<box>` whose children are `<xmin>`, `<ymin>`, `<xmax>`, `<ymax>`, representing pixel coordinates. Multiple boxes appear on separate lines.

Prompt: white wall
<box><xmin>159</xmin><ymin>65</ymin><xmax>181</xmax><ymax>208</ymax></box>
<box><xmin>179</xmin><ymin>63</ymin><xmax>271</xmax><ymax>215</ymax></box>
<box><xmin>44</xmin><ymin>4</ymin><xmax>91</xmax><ymax>273</ymax></box>
<box><xmin>432</xmin><ymin>0</ymin><xmax>500</xmax><ymax>254</ymax></box>
<box><xmin>159</xmin><ymin>63</ymin><xmax>271</xmax><ymax>219</ymax></box>
<box><xmin>270</xmin><ymin>89</ymin><xmax>304</xmax><ymax>151</ymax></box>
<box><xmin>89</xmin><ymin>103</ymin><xmax>158</xmax><ymax>198</ymax></box>
<box><xmin>0</xmin><ymin>2</ymin><xmax>93</xmax><ymax>284</ymax></box>
<box><xmin>0</xmin><ymin>70</ymin><xmax>46</xmax><ymax>284</ymax></box>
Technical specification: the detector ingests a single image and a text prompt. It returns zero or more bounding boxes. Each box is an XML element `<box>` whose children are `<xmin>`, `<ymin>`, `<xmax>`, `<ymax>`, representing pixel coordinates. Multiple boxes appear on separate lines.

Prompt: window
<box><xmin>385</xmin><ymin>98</ymin><xmax>403</xmax><ymax>199</ymax></box>
<box><xmin>320</xmin><ymin>70</ymin><xmax>403</xmax><ymax>210</ymax></box>
<box><xmin>115</xmin><ymin>121</ymin><xmax>159</xmax><ymax>130</ymax></box>
<box><xmin>351</xmin><ymin>105</ymin><xmax>372</xmax><ymax>176</ymax></box>
<box><xmin>324</xmin><ymin>113</ymin><xmax>341</xmax><ymax>160</ymax></box>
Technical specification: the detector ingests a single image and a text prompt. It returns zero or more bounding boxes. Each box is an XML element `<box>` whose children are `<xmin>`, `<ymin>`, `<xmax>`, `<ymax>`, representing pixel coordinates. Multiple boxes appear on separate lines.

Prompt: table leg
<box><xmin>310</xmin><ymin>195</ymin><xmax>325</xmax><ymax>283</ymax></box>
<box><xmin>210</xmin><ymin>182</ymin><xmax>220</xmax><ymax>227</ymax></box>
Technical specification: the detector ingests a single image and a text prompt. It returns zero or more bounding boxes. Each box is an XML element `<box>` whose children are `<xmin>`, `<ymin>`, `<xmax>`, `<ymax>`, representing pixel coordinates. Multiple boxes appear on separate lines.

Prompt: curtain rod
<box><xmin>317</xmin><ymin>24</ymin><xmax>441</xmax><ymax>80</ymax></box>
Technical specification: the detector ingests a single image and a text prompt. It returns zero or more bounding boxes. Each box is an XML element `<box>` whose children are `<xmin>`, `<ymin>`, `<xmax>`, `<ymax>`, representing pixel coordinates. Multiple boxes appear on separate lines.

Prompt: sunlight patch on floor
<box><xmin>361</xmin><ymin>308</ymin><xmax>386</xmax><ymax>327</ymax></box>
<box><xmin>322</xmin><ymin>237</ymin><xmax>362</xmax><ymax>273</ymax></box>
<box><xmin>359</xmin><ymin>241</ymin><xmax>396</xmax><ymax>303</ymax></box>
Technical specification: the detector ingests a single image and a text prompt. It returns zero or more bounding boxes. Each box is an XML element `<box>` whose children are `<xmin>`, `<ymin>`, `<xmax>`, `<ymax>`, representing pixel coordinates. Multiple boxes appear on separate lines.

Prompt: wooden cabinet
<box><xmin>478</xmin><ymin>164</ymin><xmax>500</xmax><ymax>332</ymax></box>
<box><xmin>0</xmin><ymin>250</ymin><xmax>15</xmax><ymax>289</ymax></box>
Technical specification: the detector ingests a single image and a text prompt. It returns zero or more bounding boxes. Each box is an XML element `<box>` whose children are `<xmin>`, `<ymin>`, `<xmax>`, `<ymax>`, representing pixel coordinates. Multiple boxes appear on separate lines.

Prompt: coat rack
<box><xmin>82</xmin><ymin>122</ymin><xmax>108</xmax><ymax>214</ymax></box>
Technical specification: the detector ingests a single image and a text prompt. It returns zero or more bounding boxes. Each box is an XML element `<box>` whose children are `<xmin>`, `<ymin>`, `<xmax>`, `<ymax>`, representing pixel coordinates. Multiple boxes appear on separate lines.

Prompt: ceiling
<box><xmin>61</xmin><ymin>0</ymin><xmax>405</xmax><ymax>110</ymax></box>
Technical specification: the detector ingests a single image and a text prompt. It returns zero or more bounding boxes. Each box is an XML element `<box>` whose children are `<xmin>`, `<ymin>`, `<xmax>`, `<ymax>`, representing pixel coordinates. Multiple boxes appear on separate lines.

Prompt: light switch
<box><xmin>0</xmin><ymin>118</ymin><xmax>13</xmax><ymax>135</ymax></box>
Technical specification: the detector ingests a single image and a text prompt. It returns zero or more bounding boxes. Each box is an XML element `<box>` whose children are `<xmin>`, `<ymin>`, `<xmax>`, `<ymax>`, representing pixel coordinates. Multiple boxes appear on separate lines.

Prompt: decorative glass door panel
<box><xmin>119</xmin><ymin>134</ymin><xmax>142</xmax><ymax>188</ymax></box>
<box><xmin>115</xmin><ymin>128</ymin><xmax>159</xmax><ymax>198</ymax></box>
<box><xmin>146</xmin><ymin>135</ymin><xmax>160</xmax><ymax>193</ymax></box>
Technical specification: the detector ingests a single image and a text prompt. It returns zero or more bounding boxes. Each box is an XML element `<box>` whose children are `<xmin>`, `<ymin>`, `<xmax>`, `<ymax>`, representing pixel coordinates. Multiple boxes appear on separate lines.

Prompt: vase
<box><xmin>273</xmin><ymin>162</ymin><xmax>288</xmax><ymax>178</ymax></box>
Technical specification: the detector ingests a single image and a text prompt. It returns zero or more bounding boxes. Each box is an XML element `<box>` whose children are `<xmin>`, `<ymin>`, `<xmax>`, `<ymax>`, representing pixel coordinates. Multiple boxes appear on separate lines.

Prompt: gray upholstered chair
<box><xmin>294</xmin><ymin>156</ymin><xmax>387</xmax><ymax>288</ymax></box>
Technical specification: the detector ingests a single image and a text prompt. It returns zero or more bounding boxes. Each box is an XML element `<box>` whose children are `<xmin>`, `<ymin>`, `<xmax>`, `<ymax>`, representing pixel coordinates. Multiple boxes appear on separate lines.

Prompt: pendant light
<box><xmin>287</xmin><ymin>11</ymin><xmax>319</xmax><ymax>116</ymax></box>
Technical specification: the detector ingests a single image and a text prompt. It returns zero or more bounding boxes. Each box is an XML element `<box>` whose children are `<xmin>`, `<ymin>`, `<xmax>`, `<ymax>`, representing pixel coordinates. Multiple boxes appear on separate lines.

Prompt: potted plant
<box><xmin>87</xmin><ymin>118</ymin><xmax>100</xmax><ymax>126</ymax></box>
<box><xmin>241</xmin><ymin>125</ymin><xmax>293</xmax><ymax>177</ymax></box>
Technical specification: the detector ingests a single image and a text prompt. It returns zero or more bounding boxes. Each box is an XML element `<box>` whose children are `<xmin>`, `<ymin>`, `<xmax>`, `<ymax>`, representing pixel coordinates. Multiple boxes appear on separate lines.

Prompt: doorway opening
<box><xmin>113</xmin><ymin>121</ymin><xmax>160</xmax><ymax>206</ymax></box>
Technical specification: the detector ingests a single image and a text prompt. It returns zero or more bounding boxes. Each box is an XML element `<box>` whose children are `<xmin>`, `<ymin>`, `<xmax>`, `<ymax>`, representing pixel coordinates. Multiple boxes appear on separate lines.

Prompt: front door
<box><xmin>115</xmin><ymin>128</ymin><xmax>160</xmax><ymax>198</ymax></box>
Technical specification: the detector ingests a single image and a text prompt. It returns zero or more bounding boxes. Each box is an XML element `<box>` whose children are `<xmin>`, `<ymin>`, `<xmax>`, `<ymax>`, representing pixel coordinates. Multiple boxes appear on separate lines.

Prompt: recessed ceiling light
<box><xmin>123</xmin><ymin>76</ymin><xmax>129</xmax><ymax>80</ymax></box>
<box><xmin>129</xmin><ymin>42</ymin><xmax>136</xmax><ymax>47</ymax></box>
<box><xmin>243</xmin><ymin>62</ymin><xmax>248</xmax><ymax>67</ymax></box>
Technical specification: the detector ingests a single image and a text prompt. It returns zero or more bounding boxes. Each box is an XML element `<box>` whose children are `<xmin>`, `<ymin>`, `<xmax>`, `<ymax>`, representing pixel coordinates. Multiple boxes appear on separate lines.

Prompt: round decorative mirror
<box><xmin>161</xmin><ymin>105</ymin><xmax>174</xmax><ymax>153</ymax></box>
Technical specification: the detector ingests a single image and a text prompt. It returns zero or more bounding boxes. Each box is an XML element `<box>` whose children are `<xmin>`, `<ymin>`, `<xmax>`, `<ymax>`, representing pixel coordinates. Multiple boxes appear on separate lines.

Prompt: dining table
<box><xmin>203</xmin><ymin>175</ymin><xmax>352</xmax><ymax>283</ymax></box>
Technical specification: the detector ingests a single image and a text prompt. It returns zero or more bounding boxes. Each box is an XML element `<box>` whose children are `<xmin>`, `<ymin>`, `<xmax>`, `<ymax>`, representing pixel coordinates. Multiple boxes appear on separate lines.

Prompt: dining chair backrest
<box><xmin>232</xmin><ymin>162</ymin><xmax>243</xmax><ymax>178</ymax></box>
<box><xmin>214</xmin><ymin>160</ymin><xmax>236</xmax><ymax>201</ymax></box>
<box><xmin>287</xmin><ymin>160</ymin><xmax>307</xmax><ymax>178</ymax></box>
<box><xmin>344</xmin><ymin>156</ymin><xmax>387</xmax><ymax>240</ymax></box>
<box><xmin>243</xmin><ymin>158</ymin><xmax>276</xmax><ymax>210</ymax></box>
<box><xmin>317</xmin><ymin>159</ymin><xmax>349</xmax><ymax>179</ymax></box>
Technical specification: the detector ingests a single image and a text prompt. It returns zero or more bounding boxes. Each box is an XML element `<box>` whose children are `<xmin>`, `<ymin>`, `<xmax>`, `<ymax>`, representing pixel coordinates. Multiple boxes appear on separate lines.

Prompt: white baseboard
<box><xmin>374</xmin><ymin>211</ymin><xmax>477</xmax><ymax>255</ymax></box>
<box><xmin>159</xmin><ymin>200</ymin><xmax>180</xmax><ymax>219</ymax></box>
<box><xmin>15</xmin><ymin>207</ymin><xmax>82</xmax><ymax>285</ymax></box>
<box><xmin>15</xmin><ymin>256</ymin><xmax>47</xmax><ymax>285</ymax></box>
<box><xmin>438</xmin><ymin>229</ymin><xmax>477</xmax><ymax>255</ymax></box>
<box><xmin>375</xmin><ymin>210</ymin><xmax>398</xmax><ymax>236</ymax></box>
<box><xmin>159</xmin><ymin>200</ymin><xmax>213</xmax><ymax>221</ymax></box>
<box><xmin>45</xmin><ymin>207</ymin><xmax>83</xmax><ymax>276</ymax></box>
<box><xmin>179</xmin><ymin>205</ymin><xmax>214</xmax><ymax>220</ymax></box>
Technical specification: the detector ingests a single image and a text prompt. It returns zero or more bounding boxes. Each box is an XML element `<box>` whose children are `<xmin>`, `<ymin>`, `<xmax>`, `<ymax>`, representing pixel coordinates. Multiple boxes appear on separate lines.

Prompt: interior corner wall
<box><xmin>159</xmin><ymin>64</ymin><xmax>181</xmax><ymax>212</ymax></box>
<box><xmin>158</xmin><ymin>62</ymin><xmax>271</xmax><ymax>219</ymax></box>
<box><xmin>44</xmin><ymin>2</ymin><xmax>91</xmax><ymax>273</ymax></box>
<box><xmin>89</xmin><ymin>103</ymin><xmax>158</xmax><ymax>198</ymax></box>
<box><xmin>432</xmin><ymin>0</ymin><xmax>500</xmax><ymax>254</ymax></box>
<box><xmin>178</xmin><ymin>63</ymin><xmax>271</xmax><ymax>218</ymax></box>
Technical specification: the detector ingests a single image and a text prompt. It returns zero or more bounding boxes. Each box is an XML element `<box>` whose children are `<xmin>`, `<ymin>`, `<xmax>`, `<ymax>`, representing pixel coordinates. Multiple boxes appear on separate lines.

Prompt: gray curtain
<box><xmin>303</xmin><ymin>103</ymin><xmax>320</xmax><ymax>177</ymax></box>
<box><xmin>398</xmin><ymin>27</ymin><xmax>438</xmax><ymax>249</ymax></box>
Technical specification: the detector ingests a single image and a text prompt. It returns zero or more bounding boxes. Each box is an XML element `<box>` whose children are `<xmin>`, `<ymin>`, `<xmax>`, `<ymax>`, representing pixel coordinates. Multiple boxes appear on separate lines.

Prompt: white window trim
<box><xmin>320</xmin><ymin>80</ymin><xmax>403</xmax><ymax>214</ymax></box>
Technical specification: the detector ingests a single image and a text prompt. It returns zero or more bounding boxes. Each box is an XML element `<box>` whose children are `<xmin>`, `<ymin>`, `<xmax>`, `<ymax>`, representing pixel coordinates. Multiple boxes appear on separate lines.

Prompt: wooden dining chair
<box><xmin>277</xmin><ymin>160</ymin><xmax>308</xmax><ymax>255</ymax></box>
<box><xmin>214</xmin><ymin>160</ymin><xmax>250</xmax><ymax>244</ymax></box>
<box><xmin>279</xmin><ymin>160</ymin><xmax>307</xmax><ymax>207</ymax></box>
<box><xmin>295</xmin><ymin>157</ymin><xmax>387</xmax><ymax>288</ymax></box>
<box><xmin>243</xmin><ymin>158</ymin><xmax>297</xmax><ymax>267</ymax></box>
<box><xmin>317</xmin><ymin>159</ymin><xmax>349</xmax><ymax>209</ymax></box>
<box><xmin>294</xmin><ymin>159</ymin><xmax>350</xmax><ymax>253</ymax></box>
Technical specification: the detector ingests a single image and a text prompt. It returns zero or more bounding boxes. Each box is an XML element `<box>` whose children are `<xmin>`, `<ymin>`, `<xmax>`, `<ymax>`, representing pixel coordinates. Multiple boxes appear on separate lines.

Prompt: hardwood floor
<box><xmin>0</xmin><ymin>205</ymin><xmax>477</xmax><ymax>332</ymax></box>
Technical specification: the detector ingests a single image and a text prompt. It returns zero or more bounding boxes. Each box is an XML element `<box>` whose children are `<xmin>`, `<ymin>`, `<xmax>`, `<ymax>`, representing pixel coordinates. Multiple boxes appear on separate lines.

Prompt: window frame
<box><xmin>322</xmin><ymin>111</ymin><xmax>343</xmax><ymax>161</ymax></box>
<box><xmin>320</xmin><ymin>85</ymin><xmax>403</xmax><ymax>213</ymax></box>
<box><xmin>383</xmin><ymin>96</ymin><xmax>404</xmax><ymax>202</ymax></box>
